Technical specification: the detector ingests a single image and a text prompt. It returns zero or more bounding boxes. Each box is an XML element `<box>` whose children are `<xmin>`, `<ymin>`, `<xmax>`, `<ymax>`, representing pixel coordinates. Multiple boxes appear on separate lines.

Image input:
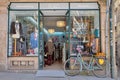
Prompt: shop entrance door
<box><xmin>40</xmin><ymin>16</ymin><xmax>70</xmax><ymax>70</ymax></box>
<box><xmin>38</xmin><ymin>3</ymin><xmax>70</xmax><ymax>69</ymax></box>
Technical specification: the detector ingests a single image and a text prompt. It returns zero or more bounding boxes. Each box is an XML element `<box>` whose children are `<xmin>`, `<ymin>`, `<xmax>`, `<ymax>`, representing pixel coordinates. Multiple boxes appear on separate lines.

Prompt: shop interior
<box><xmin>8</xmin><ymin>2</ymin><xmax>100</xmax><ymax>70</ymax></box>
<box><xmin>43</xmin><ymin>16</ymin><xmax>66</xmax><ymax>70</ymax></box>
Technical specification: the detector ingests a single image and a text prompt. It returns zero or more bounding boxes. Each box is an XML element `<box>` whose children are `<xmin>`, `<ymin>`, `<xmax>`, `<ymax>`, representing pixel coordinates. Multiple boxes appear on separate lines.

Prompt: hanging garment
<box><xmin>30</xmin><ymin>32</ymin><xmax>38</xmax><ymax>49</ymax></box>
<box><xmin>91</xmin><ymin>39</ymin><xmax>96</xmax><ymax>54</ymax></box>
<box><xmin>10</xmin><ymin>22</ymin><xmax>23</xmax><ymax>38</ymax></box>
<box><xmin>20</xmin><ymin>36</ymin><xmax>27</xmax><ymax>55</ymax></box>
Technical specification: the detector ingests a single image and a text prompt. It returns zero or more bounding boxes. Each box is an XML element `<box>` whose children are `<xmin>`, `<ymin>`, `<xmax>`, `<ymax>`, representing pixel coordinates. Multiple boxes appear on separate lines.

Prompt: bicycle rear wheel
<box><xmin>92</xmin><ymin>58</ymin><xmax>107</xmax><ymax>78</ymax></box>
<box><xmin>64</xmin><ymin>57</ymin><xmax>82</xmax><ymax>76</ymax></box>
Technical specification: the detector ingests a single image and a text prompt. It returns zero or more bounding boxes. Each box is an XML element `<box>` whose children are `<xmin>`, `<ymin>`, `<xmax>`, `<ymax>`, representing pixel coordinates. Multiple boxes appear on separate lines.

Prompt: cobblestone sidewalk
<box><xmin>0</xmin><ymin>72</ymin><xmax>117</xmax><ymax>80</ymax></box>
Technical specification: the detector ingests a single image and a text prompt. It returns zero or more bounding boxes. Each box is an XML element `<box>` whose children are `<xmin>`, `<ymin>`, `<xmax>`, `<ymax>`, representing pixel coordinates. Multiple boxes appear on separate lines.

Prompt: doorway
<box><xmin>38</xmin><ymin>3</ymin><xmax>70</xmax><ymax>70</ymax></box>
<box><xmin>39</xmin><ymin>12</ymin><xmax>69</xmax><ymax>70</ymax></box>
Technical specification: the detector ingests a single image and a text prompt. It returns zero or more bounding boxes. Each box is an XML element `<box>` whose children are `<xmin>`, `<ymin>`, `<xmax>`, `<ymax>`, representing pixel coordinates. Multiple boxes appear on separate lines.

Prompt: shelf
<box><xmin>70</xmin><ymin>41</ymin><xmax>89</xmax><ymax>43</ymax></box>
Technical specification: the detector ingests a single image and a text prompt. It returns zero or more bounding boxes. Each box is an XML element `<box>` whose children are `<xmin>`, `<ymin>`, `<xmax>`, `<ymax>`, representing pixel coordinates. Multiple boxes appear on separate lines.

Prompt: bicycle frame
<box><xmin>76</xmin><ymin>53</ymin><xmax>98</xmax><ymax>71</ymax></box>
<box><xmin>64</xmin><ymin>53</ymin><xmax>107</xmax><ymax>77</ymax></box>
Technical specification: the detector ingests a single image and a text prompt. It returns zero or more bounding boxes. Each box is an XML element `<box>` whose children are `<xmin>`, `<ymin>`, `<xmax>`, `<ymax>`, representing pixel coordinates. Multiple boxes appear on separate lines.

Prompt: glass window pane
<box><xmin>10</xmin><ymin>3</ymin><xmax>38</xmax><ymax>9</ymax></box>
<box><xmin>8</xmin><ymin>11</ymin><xmax>39</xmax><ymax>57</ymax></box>
<box><xmin>70</xmin><ymin>10</ymin><xmax>100</xmax><ymax>55</ymax></box>
<box><xmin>71</xmin><ymin>10</ymin><xmax>99</xmax><ymax>29</ymax></box>
<box><xmin>70</xmin><ymin>3</ymin><xmax>99</xmax><ymax>9</ymax></box>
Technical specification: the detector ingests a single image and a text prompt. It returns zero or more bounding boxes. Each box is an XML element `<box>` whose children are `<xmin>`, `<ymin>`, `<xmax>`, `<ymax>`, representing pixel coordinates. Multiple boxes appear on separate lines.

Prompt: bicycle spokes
<box><xmin>64</xmin><ymin>58</ymin><xmax>81</xmax><ymax>76</ymax></box>
<box><xmin>92</xmin><ymin>58</ymin><xmax>107</xmax><ymax>78</ymax></box>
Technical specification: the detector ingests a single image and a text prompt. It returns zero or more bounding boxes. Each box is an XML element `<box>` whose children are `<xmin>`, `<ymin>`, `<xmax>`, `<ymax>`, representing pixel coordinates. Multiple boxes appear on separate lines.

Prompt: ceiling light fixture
<box><xmin>48</xmin><ymin>29</ymin><xmax>55</xmax><ymax>34</ymax></box>
<box><xmin>56</xmin><ymin>21</ymin><xmax>66</xmax><ymax>27</ymax></box>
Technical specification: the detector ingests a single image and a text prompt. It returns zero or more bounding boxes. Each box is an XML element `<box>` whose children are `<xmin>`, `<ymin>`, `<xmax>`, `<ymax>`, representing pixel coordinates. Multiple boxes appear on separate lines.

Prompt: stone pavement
<box><xmin>0</xmin><ymin>71</ymin><xmax>117</xmax><ymax>80</ymax></box>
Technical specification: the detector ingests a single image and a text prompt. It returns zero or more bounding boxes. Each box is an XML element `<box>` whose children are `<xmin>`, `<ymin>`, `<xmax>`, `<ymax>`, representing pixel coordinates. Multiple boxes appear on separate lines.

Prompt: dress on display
<box><xmin>10</xmin><ymin>21</ymin><xmax>23</xmax><ymax>55</ymax></box>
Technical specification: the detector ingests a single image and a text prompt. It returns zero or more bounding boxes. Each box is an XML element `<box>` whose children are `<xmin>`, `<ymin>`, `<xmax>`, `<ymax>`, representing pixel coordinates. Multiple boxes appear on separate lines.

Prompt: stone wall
<box><xmin>8</xmin><ymin>57</ymin><xmax>38</xmax><ymax>70</ymax></box>
<box><xmin>100</xmin><ymin>5</ymin><xmax>106</xmax><ymax>53</ymax></box>
<box><xmin>0</xmin><ymin>2</ymin><xmax>8</xmax><ymax>71</ymax></box>
<box><xmin>112</xmin><ymin>0</ymin><xmax>120</xmax><ymax>79</ymax></box>
<box><xmin>113</xmin><ymin>0</ymin><xmax>120</xmax><ymax>67</ymax></box>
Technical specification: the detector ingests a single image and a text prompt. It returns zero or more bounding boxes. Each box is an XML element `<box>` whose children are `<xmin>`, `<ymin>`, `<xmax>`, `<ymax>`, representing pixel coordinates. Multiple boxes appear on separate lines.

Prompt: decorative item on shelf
<box><xmin>83</xmin><ymin>37</ymin><xmax>88</xmax><ymax>43</ymax></box>
<box><xmin>40</xmin><ymin>21</ymin><xmax>43</xmax><ymax>28</ymax></box>
<box><xmin>48</xmin><ymin>29</ymin><xmax>55</xmax><ymax>34</ymax></box>
<box><xmin>56</xmin><ymin>21</ymin><xmax>66</xmax><ymax>27</ymax></box>
<box><xmin>94</xmin><ymin>29</ymin><xmax>100</xmax><ymax>38</ymax></box>
<box><xmin>72</xmin><ymin>28</ymin><xmax>77</xmax><ymax>37</ymax></box>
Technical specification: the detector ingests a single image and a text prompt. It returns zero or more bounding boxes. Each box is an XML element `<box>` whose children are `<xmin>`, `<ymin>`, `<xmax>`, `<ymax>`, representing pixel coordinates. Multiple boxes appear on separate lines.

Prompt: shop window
<box><xmin>70</xmin><ymin>3</ymin><xmax>99</xmax><ymax>9</ymax></box>
<box><xmin>70</xmin><ymin>10</ymin><xmax>100</xmax><ymax>55</ymax></box>
<box><xmin>8</xmin><ymin>11</ymin><xmax>40</xmax><ymax>57</ymax></box>
<box><xmin>10</xmin><ymin>3</ymin><xmax>38</xmax><ymax>9</ymax></box>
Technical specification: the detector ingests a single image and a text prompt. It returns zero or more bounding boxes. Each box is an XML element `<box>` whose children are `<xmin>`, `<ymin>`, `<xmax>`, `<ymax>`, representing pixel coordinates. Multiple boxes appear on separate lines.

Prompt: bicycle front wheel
<box><xmin>92</xmin><ymin>58</ymin><xmax>107</xmax><ymax>78</ymax></box>
<box><xmin>64</xmin><ymin>57</ymin><xmax>82</xmax><ymax>76</ymax></box>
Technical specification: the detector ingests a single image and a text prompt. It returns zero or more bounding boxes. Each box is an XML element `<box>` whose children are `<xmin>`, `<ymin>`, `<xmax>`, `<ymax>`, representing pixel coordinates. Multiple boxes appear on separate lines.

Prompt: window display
<box><xmin>10</xmin><ymin>20</ymin><xmax>23</xmax><ymax>56</ymax></box>
<box><xmin>70</xmin><ymin>10</ymin><xmax>100</xmax><ymax>55</ymax></box>
<box><xmin>8</xmin><ymin>11</ymin><xmax>40</xmax><ymax>56</ymax></box>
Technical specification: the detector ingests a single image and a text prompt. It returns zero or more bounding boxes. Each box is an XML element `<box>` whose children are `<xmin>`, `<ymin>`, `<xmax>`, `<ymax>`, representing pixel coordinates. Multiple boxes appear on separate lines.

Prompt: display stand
<box><xmin>12</xmin><ymin>38</ymin><xmax>22</xmax><ymax>56</ymax></box>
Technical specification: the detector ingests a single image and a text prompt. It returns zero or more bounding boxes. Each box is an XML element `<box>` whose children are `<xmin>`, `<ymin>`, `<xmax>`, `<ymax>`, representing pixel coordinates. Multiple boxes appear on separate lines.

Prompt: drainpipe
<box><xmin>109</xmin><ymin>0</ymin><xmax>114</xmax><ymax>78</ymax></box>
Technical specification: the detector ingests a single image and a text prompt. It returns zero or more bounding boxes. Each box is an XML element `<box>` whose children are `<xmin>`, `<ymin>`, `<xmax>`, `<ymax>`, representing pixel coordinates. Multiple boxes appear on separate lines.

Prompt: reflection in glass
<box><xmin>70</xmin><ymin>10</ymin><xmax>100</xmax><ymax>55</ymax></box>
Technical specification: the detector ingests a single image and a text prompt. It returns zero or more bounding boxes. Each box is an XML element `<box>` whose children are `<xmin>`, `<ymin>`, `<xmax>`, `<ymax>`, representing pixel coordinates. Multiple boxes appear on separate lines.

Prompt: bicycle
<box><xmin>64</xmin><ymin>53</ymin><xmax>107</xmax><ymax>78</ymax></box>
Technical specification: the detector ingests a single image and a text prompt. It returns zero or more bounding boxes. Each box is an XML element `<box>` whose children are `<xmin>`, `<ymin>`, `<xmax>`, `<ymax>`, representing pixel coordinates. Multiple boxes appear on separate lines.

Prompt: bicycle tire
<box><xmin>64</xmin><ymin>57</ymin><xmax>82</xmax><ymax>76</ymax></box>
<box><xmin>92</xmin><ymin>58</ymin><xmax>107</xmax><ymax>78</ymax></box>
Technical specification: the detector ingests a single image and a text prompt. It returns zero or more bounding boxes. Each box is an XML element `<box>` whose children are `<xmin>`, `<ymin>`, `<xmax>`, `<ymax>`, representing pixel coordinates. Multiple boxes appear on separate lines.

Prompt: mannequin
<box><xmin>30</xmin><ymin>27</ymin><xmax>38</xmax><ymax>55</ymax></box>
<box><xmin>10</xmin><ymin>20</ymin><xmax>23</xmax><ymax>56</ymax></box>
<box><xmin>10</xmin><ymin>20</ymin><xmax>23</xmax><ymax>38</ymax></box>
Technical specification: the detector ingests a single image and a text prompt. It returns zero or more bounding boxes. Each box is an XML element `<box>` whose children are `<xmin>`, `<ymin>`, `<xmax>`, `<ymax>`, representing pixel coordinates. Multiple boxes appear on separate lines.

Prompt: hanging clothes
<box><xmin>30</xmin><ymin>32</ymin><xmax>38</xmax><ymax>49</ymax></box>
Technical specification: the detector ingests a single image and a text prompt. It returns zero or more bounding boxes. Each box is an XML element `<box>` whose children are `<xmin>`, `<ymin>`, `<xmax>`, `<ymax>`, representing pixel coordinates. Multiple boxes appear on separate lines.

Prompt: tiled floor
<box><xmin>44</xmin><ymin>61</ymin><xmax>64</xmax><ymax>70</ymax></box>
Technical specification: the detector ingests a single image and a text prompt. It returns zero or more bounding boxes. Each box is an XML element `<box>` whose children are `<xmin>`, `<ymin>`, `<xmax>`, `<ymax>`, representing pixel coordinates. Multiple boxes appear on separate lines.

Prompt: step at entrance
<box><xmin>36</xmin><ymin>70</ymin><xmax>66</xmax><ymax>78</ymax></box>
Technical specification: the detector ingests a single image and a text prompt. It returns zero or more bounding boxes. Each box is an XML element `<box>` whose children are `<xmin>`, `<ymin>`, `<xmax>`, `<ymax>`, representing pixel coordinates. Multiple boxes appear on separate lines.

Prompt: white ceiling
<box><xmin>41</xmin><ymin>10</ymin><xmax>67</xmax><ymax>16</ymax></box>
<box><xmin>40</xmin><ymin>3</ymin><xmax>69</xmax><ymax>9</ymax></box>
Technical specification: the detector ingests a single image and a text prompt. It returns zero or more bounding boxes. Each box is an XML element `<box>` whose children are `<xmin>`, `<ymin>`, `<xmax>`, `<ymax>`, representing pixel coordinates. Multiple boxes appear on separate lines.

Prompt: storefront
<box><xmin>7</xmin><ymin>2</ymin><xmax>101</xmax><ymax>70</ymax></box>
<box><xmin>0</xmin><ymin>1</ymin><xmax>109</xmax><ymax>75</ymax></box>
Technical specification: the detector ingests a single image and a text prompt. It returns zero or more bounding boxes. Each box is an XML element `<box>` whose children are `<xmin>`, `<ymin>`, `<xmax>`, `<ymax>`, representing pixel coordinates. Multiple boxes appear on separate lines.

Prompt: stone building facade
<box><xmin>0</xmin><ymin>0</ymin><xmax>107</xmax><ymax>72</ymax></box>
<box><xmin>113</xmin><ymin>0</ymin><xmax>120</xmax><ymax>78</ymax></box>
